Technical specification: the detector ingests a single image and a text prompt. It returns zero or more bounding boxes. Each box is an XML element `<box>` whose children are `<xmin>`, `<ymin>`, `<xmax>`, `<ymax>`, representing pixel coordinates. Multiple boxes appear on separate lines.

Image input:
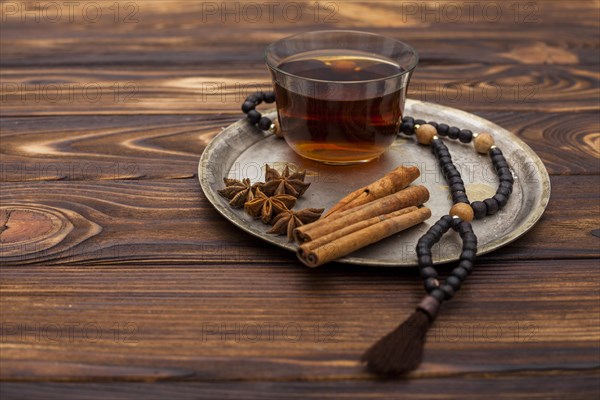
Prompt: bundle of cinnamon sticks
<box><xmin>294</xmin><ymin>166</ymin><xmax>431</xmax><ymax>267</ymax></box>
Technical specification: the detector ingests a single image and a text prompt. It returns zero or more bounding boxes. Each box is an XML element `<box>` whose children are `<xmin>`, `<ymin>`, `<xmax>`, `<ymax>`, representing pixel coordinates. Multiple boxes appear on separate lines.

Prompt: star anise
<box><xmin>261</xmin><ymin>164</ymin><xmax>311</xmax><ymax>198</ymax></box>
<box><xmin>267</xmin><ymin>208</ymin><xmax>324</xmax><ymax>241</ymax></box>
<box><xmin>244</xmin><ymin>187</ymin><xmax>297</xmax><ymax>224</ymax></box>
<box><xmin>218</xmin><ymin>178</ymin><xmax>262</xmax><ymax>208</ymax></box>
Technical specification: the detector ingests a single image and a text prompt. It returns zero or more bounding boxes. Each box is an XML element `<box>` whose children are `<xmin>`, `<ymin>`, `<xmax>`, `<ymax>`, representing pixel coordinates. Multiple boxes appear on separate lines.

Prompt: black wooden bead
<box><xmin>463</xmin><ymin>241</ymin><xmax>477</xmax><ymax>252</ymax></box>
<box><xmin>439</xmin><ymin>156</ymin><xmax>452</xmax><ymax>165</ymax></box>
<box><xmin>493</xmin><ymin>193</ymin><xmax>508</xmax><ymax>208</ymax></box>
<box><xmin>417</xmin><ymin>241</ymin><xmax>431</xmax><ymax>251</ymax></box>
<box><xmin>489</xmin><ymin>148</ymin><xmax>503</xmax><ymax>157</ymax></box>
<box><xmin>491</xmin><ymin>154</ymin><xmax>506</xmax><ymax>163</ymax></box>
<box><xmin>453</xmin><ymin>194</ymin><xmax>469</xmax><ymax>204</ymax></box>
<box><xmin>499</xmin><ymin>173</ymin><xmax>514</xmax><ymax>184</ymax></box>
<box><xmin>436</xmin><ymin>150</ymin><xmax>451</xmax><ymax>160</ymax></box>
<box><xmin>432</xmin><ymin>146</ymin><xmax>445</xmax><ymax>157</ymax></box>
<box><xmin>448</xmin><ymin>126</ymin><xmax>460</xmax><ymax>139</ymax></box>
<box><xmin>496</xmin><ymin>167</ymin><xmax>511</xmax><ymax>176</ymax></box>
<box><xmin>463</xmin><ymin>243</ymin><xmax>478</xmax><ymax>253</ymax></box>
<box><xmin>494</xmin><ymin>161</ymin><xmax>509</xmax><ymax>171</ymax></box>
<box><xmin>431</xmin><ymin>143</ymin><xmax>444</xmax><ymax>152</ymax></box>
<box><xmin>441</xmin><ymin>161</ymin><xmax>456</xmax><ymax>170</ymax></box>
<box><xmin>247</xmin><ymin>110</ymin><xmax>261</xmax><ymax>124</ymax></box>
<box><xmin>428</xmin><ymin>225</ymin><xmax>445</xmax><ymax>238</ymax></box>
<box><xmin>499</xmin><ymin>181</ymin><xmax>513</xmax><ymax>193</ymax></box>
<box><xmin>445</xmin><ymin>169</ymin><xmax>461</xmax><ymax>179</ymax></box>
<box><xmin>415</xmin><ymin>119</ymin><xmax>426</xmax><ymax>125</ymax></box>
<box><xmin>437</xmin><ymin>221</ymin><xmax>451</xmax><ymax>232</ymax></box>
<box><xmin>432</xmin><ymin>143</ymin><xmax>446</xmax><ymax>155</ymax></box>
<box><xmin>448</xmin><ymin>176</ymin><xmax>464</xmax><ymax>186</ymax></box>
<box><xmin>430</xmin><ymin>288</ymin><xmax>445</xmax><ymax>302</ymax></box>
<box><xmin>496</xmin><ymin>187</ymin><xmax>511</xmax><ymax>197</ymax></box>
<box><xmin>438</xmin><ymin>216</ymin><xmax>453</xmax><ymax>230</ymax></box>
<box><xmin>401</xmin><ymin>121</ymin><xmax>415</xmax><ymax>134</ymax></box>
<box><xmin>417</xmin><ymin>239</ymin><xmax>431</xmax><ymax>248</ymax></box>
<box><xmin>451</xmin><ymin>217</ymin><xmax>462</xmax><ymax>230</ymax></box>
<box><xmin>437</xmin><ymin>123</ymin><xmax>449</xmax><ymax>136</ymax></box>
<box><xmin>428</xmin><ymin>121</ymin><xmax>438</xmax><ymax>128</ymax></box>
<box><xmin>402</xmin><ymin>116</ymin><xmax>414</xmax><ymax>124</ymax></box>
<box><xmin>456</xmin><ymin>198</ymin><xmax>470</xmax><ymax>207</ymax></box>
<box><xmin>254</xmin><ymin>91</ymin><xmax>265</xmax><ymax>100</ymax></box>
<box><xmin>258</xmin><ymin>117</ymin><xmax>272</xmax><ymax>131</ymax></box>
<box><xmin>459</xmin><ymin>129</ymin><xmax>473</xmax><ymax>143</ymax></box>
<box><xmin>461</xmin><ymin>249</ymin><xmax>477</xmax><ymax>262</ymax></box>
<box><xmin>417</xmin><ymin>242</ymin><xmax>430</xmax><ymax>253</ymax></box>
<box><xmin>459</xmin><ymin>222</ymin><xmax>473</xmax><ymax>235</ymax></box>
<box><xmin>242</xmin><ymin>101</ymin><xmax>255</xmax><ymax>113</ymax></box>
<box><xmin>418</xmin><ymin>255</ymin><xmax>433</xmax><ymax>268</ymax></box>
<box><xmin>417</xmin><ymin>249</ymin><xmax>431</xmax><ymax>258</ymax></box>
<box><xmin>440</xmin><ymin>284</ymin><xmax>455</xmax><ymax>300</ymax></box>
<box><xmin>420</xmin><ymin>233</ymin><xmax>437</xmax><ymax>245</ymax></box>
<box><xmin>450</xmin><ymin>183</ymin><xmax>465</xmax><ymax>193</ymax></box>
<box><xmin>432</xmin><ymin>139</ymin><xmax>444</xmax><ymax>148</ymax></box>
<box><xmin>435</xmin><ymin>217</ymin><xmax>452</xmax><ymax>231</ymax></box>
<box><xmin>463</xmin><ymin>232</ymin><xmax>477</xmax><ymax>243</ymax></box>
<box><xmin>452</xmin><ymin>190</ymin><xmax>467</xmax><ymax>198</ymax></box>
<box><xmin>420</xmin><ymin>266</ymin><xmax>438</xmax><ymax>279</ymax></box>
<box><xmin>462</xmin><ymin>244</ymin><xmax>477</xmax><ymax>254</ymax></box>
<box><xmin>484</xmin><ymin>198</ymin><xmax>499</xmax><ymax>215</ymax></box>
<box><xmin>264</xmin><ymin>91</ymin><xmax>276</xmax><ymax>103</ymax></box>
<box><xmin>452</xmin><ymin>267</ymin><xmax>469</xmax><ymax>281</ymax></box>
<box><xmin>442</xmin><ymin>163</ymin><xmax>455</xmax><ymax>174</ymax></box>
<box><xmin>458</xmin><ymin>259</ymin><xmax>474</xmax><ymax>274</ymax></box>
<box><xmin>424</xmin><ymin>277</ymin><xmax>440</xmax><ymax>292</ymax></box>
<box><xmin>446</xmin><ymin>275</ymin><xmax>462</xmax><ymax>290</ymax></box>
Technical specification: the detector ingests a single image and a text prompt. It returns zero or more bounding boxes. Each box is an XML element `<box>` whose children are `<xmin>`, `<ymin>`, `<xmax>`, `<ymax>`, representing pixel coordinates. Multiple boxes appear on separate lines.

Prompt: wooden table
<box><xmin>1</xmin><ymin>1</ymin><xmax>599</xmax><ymax>398</ymax></box>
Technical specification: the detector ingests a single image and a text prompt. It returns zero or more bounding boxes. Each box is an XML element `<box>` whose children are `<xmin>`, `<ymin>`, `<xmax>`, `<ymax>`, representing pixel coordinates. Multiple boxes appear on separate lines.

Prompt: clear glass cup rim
<box><xmin>264</xmin><ymin>30</ymin><xmax>419</xmax><ymax>85</ymax></box>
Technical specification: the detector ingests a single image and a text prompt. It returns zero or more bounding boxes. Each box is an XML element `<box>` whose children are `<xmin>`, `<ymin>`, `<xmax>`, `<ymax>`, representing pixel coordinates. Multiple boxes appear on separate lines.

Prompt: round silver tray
<box><xmin>198</xmin><ymin>100</ymin><xmax>550</xmax><ymax>267</ymax></box>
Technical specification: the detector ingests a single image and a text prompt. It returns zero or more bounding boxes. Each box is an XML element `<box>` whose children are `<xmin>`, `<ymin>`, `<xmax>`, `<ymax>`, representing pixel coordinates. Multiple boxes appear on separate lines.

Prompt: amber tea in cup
<box><xmin>266</xmin><ymin>31</ymin><xmax>418</xmax><ymax>165</ymax></box>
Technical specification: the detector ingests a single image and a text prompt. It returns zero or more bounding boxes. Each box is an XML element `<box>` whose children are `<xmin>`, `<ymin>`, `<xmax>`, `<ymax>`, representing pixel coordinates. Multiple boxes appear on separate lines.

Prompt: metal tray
<box><xmin>198</xmin><ymin>100</ymin><xmax>550</xmax><ymax>267</ymax></box>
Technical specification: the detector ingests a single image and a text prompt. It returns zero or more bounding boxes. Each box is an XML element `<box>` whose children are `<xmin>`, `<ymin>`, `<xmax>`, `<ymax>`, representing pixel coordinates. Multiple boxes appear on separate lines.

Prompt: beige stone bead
<box><xmin>415</xmin><ymin>124</ymin><xmax>438</xmax><ymax>145</ymax></box>
<box><xmin>474</xmin><ymin>132</ymin><xmax>495</xmax><ymax>154</ymax></box>
<box><xmin>450</xmin><ymin>203</ymin><xmax>474</xmax><ymax>222</ymax></box>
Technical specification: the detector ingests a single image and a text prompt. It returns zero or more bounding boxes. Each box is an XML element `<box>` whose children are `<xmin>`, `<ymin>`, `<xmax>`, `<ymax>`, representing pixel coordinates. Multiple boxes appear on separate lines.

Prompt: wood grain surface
<box><xmin>1</xmin><ymin>0</ymin><xmax>599</xmax><ymax>399</ymax></box>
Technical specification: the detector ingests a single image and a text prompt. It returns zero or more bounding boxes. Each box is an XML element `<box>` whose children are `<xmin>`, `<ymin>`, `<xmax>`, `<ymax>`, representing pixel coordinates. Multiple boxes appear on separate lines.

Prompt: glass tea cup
<box><xmin>265</xmin><ymin>30</ymin><xmax>419</xmax><ymax>165</ymax></box>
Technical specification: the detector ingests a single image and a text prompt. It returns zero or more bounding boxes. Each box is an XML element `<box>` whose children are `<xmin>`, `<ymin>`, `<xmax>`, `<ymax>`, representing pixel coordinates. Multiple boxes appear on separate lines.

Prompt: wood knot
<box><xmin>0</xmin><ymin>205</ymin><xmax>101</xmax><ymax>263</ymax></box>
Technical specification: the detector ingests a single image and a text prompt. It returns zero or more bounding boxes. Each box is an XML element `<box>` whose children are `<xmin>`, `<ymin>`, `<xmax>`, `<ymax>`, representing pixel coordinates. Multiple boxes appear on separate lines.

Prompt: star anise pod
<box><xmin>218</xmin><ymin>178</ymin><xmax>262</xmax><ymax>208</ymax></box>
<box><xmin>244</xmin><ymin>187</ymin><xmax>297</xmax><ymax>224</ymax></box>
<box><xmin>267</xmin><ymin>208</ymin><xmax>324</xmax><ymax>241</ymax></box>
<box><xmin>261</xmin><ymin>164</ymin><xmax>311</xmax><ymax>198</ymax></box>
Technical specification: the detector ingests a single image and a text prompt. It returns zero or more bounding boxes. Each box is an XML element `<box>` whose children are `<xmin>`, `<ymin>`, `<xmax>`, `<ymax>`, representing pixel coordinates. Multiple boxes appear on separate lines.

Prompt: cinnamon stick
<box><xmin>322</xmin><ymin>165</ymin><xmax>420</xmax><ymax>217</ymax></box>
<box><xmin>294</xmin><ymin>185</ymin><xmax>429</xmax><ymax>243</ymax></box>
<box><xmin>297</xmin><ymin>207</ymin><xmax>432</xmax><ymax>268</ymax></box>
<box><xmin>298</xmin><ymin>206</ymin><xmax>419</xmax><ymax>257</ymax></box>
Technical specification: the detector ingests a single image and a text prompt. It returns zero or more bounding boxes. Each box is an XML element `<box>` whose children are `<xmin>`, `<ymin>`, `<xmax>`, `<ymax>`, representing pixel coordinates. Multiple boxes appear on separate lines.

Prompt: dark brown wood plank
<box><xmin>1</xmin><ymin>64</ymin><xmax>598</xmax><ymax>116</ymax></box>
<box><xmin>2</xmin><ymin>371</ymin><xmax>600</xmax><ymax>400</ymax></box>
<box><xmin>0</xmin><ymin>175</ymin><xmax>598</xmax><ymax>266</ymax></box>
<box><xmin>1</xmin><ymin>1</ymin><xmax>598</xmax><ymax>67</ymax></box>
<box><xmin>1</xmin><ymin>111</ymin><xmax>597</xmax><ymax>182</ymax></box>
<box><xmin>1</xmin><ymin>261</ymin><xmax>599</xmax><ymax>381</ymax></box>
